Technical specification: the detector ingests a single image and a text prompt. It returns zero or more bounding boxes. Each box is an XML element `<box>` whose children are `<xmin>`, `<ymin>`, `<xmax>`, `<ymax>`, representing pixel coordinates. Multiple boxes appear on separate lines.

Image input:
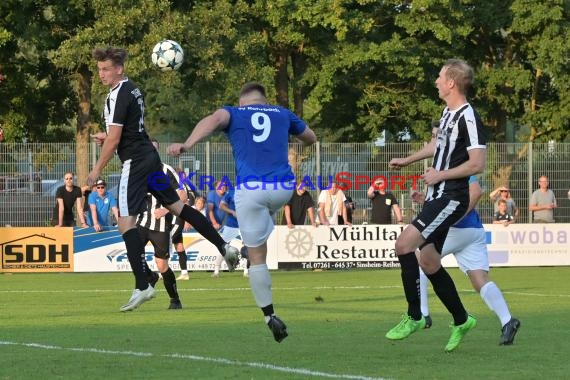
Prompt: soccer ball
<box><xmin>151</xmin><ymin>40</ymin><xmax>184</xmax><ymax>71</ymax></box>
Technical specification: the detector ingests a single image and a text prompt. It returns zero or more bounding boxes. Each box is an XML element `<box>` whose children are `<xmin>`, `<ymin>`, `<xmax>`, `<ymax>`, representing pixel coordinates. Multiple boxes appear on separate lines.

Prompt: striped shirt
<box><xmin>427</xmin><ymin>103</ymin><xmax>486</xmax><ymax>201</ymax></box>
<box><xmin>137</xmin><ymin>163</ymin><xmax>179</xmax><ymax>232</ymax></box>
<box><xmin>171</xmin><ymin>179</ymin><xmax>195</xmax><ymax>236</ymax></box>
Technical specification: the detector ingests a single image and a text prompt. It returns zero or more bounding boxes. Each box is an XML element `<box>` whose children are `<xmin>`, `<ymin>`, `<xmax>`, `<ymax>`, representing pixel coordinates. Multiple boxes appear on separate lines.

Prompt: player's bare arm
<box><xmin>167</xmin><ymin>109</ymin><xmax>230</xmax><ymax>156</ymax></box>
<box><xmin>87</xmin><ymin>125</ymin><xmax>121</xmax><ymax>186</ymax></box>
<box><xmin>295</xmin><ymin>127</ymin><xmax>317</xmax><ymax>146</ymax></box>
<box><xmin>389</xmin><ymin>138</ymin><xmax>437</xmax><ymax>169</ymax></box>
<box><xmin>90</xmin><ymin>132</ymin><xmax>107</xmax><ymax>146</ymax></box>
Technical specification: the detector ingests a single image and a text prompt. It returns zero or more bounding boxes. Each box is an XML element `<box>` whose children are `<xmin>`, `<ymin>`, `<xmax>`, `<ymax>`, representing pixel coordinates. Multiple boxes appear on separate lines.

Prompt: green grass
<box><xmin>1</xmin><ymin>267</ymin><xmax>569</xmax><ymax>380</ymax></box>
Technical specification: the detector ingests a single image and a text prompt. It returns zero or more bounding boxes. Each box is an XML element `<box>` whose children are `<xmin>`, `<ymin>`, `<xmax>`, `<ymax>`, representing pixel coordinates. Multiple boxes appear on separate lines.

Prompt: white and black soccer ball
<box><xmin>151</xmin><ymin>40</ymin><xmax>184</xmax><ymax>71</ymax></box>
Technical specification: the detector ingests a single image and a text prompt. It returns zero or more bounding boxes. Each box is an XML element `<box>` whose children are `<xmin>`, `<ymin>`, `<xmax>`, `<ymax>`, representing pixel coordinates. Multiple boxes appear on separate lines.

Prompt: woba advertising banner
<box><xmin>0</xmin><ymin>227</ymin><xmax>73</xmax><ymax>272</ymax></box>
<box><xmin>474</xmin><ymin>223</ymin><xmax>570</xmax><ymax>266</ymax></box>
<box><xmin>72</xmin><ymin>227</ymin><xmax>272</xmax><ymax>272</ymax></box>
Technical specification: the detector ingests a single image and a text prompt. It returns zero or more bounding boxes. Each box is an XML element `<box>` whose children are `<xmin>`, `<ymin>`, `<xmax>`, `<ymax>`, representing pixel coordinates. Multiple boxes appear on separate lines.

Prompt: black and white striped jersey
<box><xmin>137</xmin><ymin>163</ymin><xmax>179</xmax><ymax>232</ymax></box>
<box><xmin>426</xmin><ymin>103</ymin><xmax>486</xmax><ymax>201</ymax></box>
<box><xmin>171</xmin><ymin>180</ymin><xmax>195</xmax><ymax>236</ymax></box>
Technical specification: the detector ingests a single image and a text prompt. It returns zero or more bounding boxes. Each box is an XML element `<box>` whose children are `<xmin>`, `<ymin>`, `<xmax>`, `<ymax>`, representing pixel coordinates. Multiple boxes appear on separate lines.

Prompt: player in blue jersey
<box><xmin>167</xmin><ymin>82</ymin><xmax>317</xmax><ymax>342</ymax></box>
<box><xmin>215</xmin><ymin>189</ymin><xmax>249</xmax><ymax>277</ymax></box>
<box><xmin>88</xmin><ymin>47</ymin><xmax>239</xmax><ymax>312</ymax></box>
<box><xmin>414</xmin><ymin>177</ymin><xmax>521</xmax><ymax>346</ymax></box>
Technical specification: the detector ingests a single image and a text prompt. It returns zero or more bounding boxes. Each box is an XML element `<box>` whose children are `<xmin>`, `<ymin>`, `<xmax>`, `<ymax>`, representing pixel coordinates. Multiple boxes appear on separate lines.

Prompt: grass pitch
<box><xmin>1</xmin><ymin>267</ymin><xmax>568</xmax><ymax>379</ymax></box>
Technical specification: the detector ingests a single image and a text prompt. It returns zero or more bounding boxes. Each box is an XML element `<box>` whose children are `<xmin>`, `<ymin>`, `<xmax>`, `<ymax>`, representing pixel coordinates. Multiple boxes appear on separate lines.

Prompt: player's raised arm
<box><xmin>167</xmin><ymin>109</ymin><xmax>230</xmax><ymax>156</ymax></box>
<box><xmin>295</xmin><ymin>127</ymin><xmax>317</xmax><ymax>146</ymax></box>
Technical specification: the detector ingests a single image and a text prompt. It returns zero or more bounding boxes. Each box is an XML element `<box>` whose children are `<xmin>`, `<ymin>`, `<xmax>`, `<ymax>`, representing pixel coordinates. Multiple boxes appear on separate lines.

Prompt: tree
<box><xmin>0</xmin><ymin>1</ymin><xmax>76</xmax><ymax>143</ymax></box>
<box><xmin>0</xmin><ymin>0</ymin><xmax>568</xmax><ymax>155</ymax></box>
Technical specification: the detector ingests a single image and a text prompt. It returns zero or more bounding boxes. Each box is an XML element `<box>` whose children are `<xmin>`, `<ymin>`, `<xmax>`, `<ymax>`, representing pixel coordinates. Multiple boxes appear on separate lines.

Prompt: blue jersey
<box><xmin>222</xmin><ymin>104</ymin><xmax>307</xmax><ymax>182</ymax></box>
<box><xmin>454</xmin><ymin>209</ymin><xmax>483</xmax><ymax>229</ymax></box>
<box><xmin>88</xmin><ymin>191</ymin><xmax>117</xmax><ymax>226</ymax></box>
<box><xmin>454</xmin><ymin>175</ymin><xmax>483</xmax><ymax>229</ymax></box>
<box><xmin>207</xmin><ymin>190</ymin><xmax>226</xmax><ymax>225</ymax></box>
<box><xmin>221</xmin><ymin>191</ymin><xmax>239</xmax><ymax>228</ymax></box>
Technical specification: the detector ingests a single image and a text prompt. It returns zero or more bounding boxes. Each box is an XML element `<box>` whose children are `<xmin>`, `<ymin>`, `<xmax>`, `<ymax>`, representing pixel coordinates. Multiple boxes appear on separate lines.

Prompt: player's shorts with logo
<box><xmin>411</xmin><ymin>194</ymin><xmax>468</xmax><ymax>253</ymax></box>
<box><xmin>118</xmin><ymin>152</ymin><xmax>180</xmax><ymax>217</ymax></box>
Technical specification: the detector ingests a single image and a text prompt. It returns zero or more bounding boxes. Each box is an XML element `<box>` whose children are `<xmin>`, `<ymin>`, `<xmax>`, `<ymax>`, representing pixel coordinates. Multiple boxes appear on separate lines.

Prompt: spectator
<box><xmin>82</xmin><ymin>184</ymin><xmax>95</xmax><ymax>226</ymax></box>
<box><xmin>207</xmin><ymin>180</ymin><xmax>228</xmax><ymax>230</ymax></box>
<box><xmin>529</xmin><ymin>175</ymin><xmax>557</xmax><ymax>223</ymax></box>
<box><xmin>339</xmin><ymin>194</ymin><xmax>355</xmax><ymax>224</ymax></box>
<box><xmin>318</xmin><ymin>180</ymin><xmax>350</xmax><ymax>226</ymax></box>
<box><xmin>283</xmin><ymin>181</ymin><xmax>317</xmax><ymax>228</ymax></box>
<box><xmin>489</xmin><ymin>185</ymin><xmax>519</xmax><ymax>220</ymax></box>
<box><xmin>493</xmin><ymin>199</ymin><xmax>514</xmax><ymax>226</ymax></box>
<box><xmin>367</xmin><ymin>177</ymin><xmax>403</xmax><ymax>224</ymax></box>
<box><xmin>50</xmin><ymin>172</ymin><xmax>88</xmax><ymax>227</ymax></box>
<box><xmin>89</xmin><ymin>178</ymin><xmax>119</xmax><ymax>232</ymax></box>
<box><xmin>193</xmin><ymin>195</ymin><xmax>207</xmax><ymax>217</ymax></box>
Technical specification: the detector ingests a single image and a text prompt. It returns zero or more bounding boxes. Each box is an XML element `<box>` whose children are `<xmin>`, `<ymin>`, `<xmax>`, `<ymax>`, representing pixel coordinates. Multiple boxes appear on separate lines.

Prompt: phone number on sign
<box><xmin>295</xmin><ymin>261</ymin><xmax>401</xmax><ymax>270</ymax></box>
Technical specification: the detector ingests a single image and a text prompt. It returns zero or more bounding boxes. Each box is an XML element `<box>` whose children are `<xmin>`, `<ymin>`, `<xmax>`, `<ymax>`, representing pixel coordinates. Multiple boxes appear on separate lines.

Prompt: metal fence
<box><xmin>2</xmin><ymin>142</ymin><xmax>570</xmax><ymax>226</ymax></box>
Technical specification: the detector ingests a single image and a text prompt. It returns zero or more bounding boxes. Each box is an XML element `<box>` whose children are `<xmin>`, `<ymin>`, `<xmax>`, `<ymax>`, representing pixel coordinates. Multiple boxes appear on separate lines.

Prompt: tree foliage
<box><xmin>0</xmin><ymin>0</ymin><xmax>568</xmax><ymax>149</ymax></box>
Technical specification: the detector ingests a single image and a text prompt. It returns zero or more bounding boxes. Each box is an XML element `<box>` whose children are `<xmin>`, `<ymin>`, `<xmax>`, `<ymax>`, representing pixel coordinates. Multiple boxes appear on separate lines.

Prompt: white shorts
<box><xmin>235</xmin><ymin>182</ymin><xmax>294</xmax><ymax>247</ymax></box>
<box><xmin>219</xmin><ymin>225</ymin><xmax>241</xmax><ymax>242</ymax></box>
<box><xmin>441</xmin><ymin>227</ymin><xmax>489</xmax><ymax>273</ymax></box>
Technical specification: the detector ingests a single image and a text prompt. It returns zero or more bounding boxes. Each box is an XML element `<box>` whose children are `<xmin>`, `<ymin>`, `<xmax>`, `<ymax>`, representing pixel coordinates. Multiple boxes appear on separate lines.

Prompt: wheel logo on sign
<box><xmin>284</xmin><ymin>229</ymin><xmax>313</xmax><ymax>258</ymax></box>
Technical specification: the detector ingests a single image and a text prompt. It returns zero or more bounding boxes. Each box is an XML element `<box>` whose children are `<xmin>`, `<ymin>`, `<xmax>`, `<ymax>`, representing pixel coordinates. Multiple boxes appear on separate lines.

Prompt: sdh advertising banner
<box><xmin>0</xmin><ymin>227</ymin><xmax>74</xmax><ymax>272</ymax></box>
